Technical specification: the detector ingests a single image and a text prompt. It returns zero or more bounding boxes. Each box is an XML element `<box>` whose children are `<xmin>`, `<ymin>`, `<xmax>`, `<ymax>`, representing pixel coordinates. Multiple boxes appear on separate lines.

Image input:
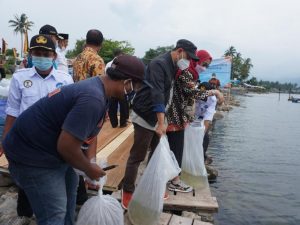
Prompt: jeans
<box><xmin>8</xmin><ymin>160</ymin><xmax>79</xmax><ymax>225</ymax></box>
<box><xmin>123</xmin><ymin>123</ymin><xmax>160</xmax><ymax>193</ymax></box>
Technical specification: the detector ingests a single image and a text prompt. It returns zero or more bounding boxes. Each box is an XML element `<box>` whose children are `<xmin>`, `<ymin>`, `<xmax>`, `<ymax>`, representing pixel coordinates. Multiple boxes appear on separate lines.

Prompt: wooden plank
<box><xmin>164</xmin><ymin>189</ymin><xmax>218</xmax><ymax>213</ymax></box>
<box><xmin>96</xmin><ymin>125</ymin><xmax>133</xmax><ymax>161</ymax></box>
<box><xmin>163</xmin><ymin>176</ymin><xmax>218</xmax><ymax>213</ymax></box>
<box><xmin>112</xmin><ymin>182</ymin><xmax>218</xmax><ymax>212</ymax></box>
<box><xmin>96</xmin><ymin>121</ymin><xmax>130</xmax><ymax>152</ymax></box>
<box><xmin>158</xmin><ymin>212</ymin><xmax>172</xmax><ymax>225</ymax></box>
<box><xmin>103</xmin><ymin>133</ymin><xmax>134</xmax><ymax>191</ymax></box>
<box><xmin>192</xmin><ymin>220</ymin><xmax>213</xmax><ymax>225</ymax></box>
<box><xmin>169</xmin><ymin>214</ymin><xmax>193</xmax><ymax>225</ymax></box>
<box><xmin>124</xmin><ymin>212</ymin><xmax>172</xmax><ymax>225</ymax></box>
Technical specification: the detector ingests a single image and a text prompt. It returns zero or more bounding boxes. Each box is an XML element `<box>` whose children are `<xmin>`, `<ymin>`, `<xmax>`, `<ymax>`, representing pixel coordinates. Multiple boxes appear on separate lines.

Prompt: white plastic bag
<box><xmin>0</xmin><ymin>78</ymin><xmax>11</xmax><ymax>97</ymax></box>
<box><xmin>76</xmin><ymin>166</ymin><xmax>124</xmax><ymax>225</ymax></box>
<box><xmin>128</xmin><ymin>136</ymin><xmax>181</xmax><ymax>225</ymax></box>
<box><xmin>182</xmin><ymin>122</ymin><xmax>207</xmax><ymax>176</ymax></box>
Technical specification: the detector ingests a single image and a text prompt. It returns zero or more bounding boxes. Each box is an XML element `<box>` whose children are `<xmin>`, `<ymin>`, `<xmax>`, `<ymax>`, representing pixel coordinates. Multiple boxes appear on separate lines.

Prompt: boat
<box><xmin>291</xmin><ymin>98</ymin><xmax>300</xmax><ymax>103</ymax></box>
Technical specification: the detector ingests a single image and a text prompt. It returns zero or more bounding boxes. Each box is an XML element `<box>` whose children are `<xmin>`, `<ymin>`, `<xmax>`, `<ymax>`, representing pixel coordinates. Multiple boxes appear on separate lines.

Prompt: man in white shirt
<box><xmin>56</xmin><ymin>33</ymin><xmax>69</xmax><ymax>73</ymax></box>
<box><xmin>0</xmin><ymin>34</ymin><xmax>73</xmax><ymax>224</ymax></box>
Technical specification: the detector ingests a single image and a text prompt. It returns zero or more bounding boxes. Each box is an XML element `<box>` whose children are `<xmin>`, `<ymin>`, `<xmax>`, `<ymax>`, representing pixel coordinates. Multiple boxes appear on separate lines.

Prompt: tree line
<box><xmin>247</xmin><ymin>77</ymin><xmax>299</xmax><ymax>91</ymax></box>
<box><xmin>6</xmin><ymin>13</ymin><xmax>255</xmax><ymax>82</ymax></box>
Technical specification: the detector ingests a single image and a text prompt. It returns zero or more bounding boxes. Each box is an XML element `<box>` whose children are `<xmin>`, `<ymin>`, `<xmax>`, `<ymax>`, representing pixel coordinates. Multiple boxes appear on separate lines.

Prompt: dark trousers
<box><xmin>76</xmin><ymin>176</ymin><xmax>88</xmax><ymax>205</ymax></box>
<box><xmin>203</xmin><ymin>130</ymin><xmax>209</xmax><ymax>160</ymax></box>
<box><xmin>123</xmin><ymin>123</ymin><xmax>160</xmax><ymax>193</ymax></box>
<box><xmin>166</xmin><ymin>130</ymin><xmax>185</xmax><ymax>167</ymax></box>
<box><xmin>17</xmin><ymin>188</ymin><xmax>33</xmax><ymax>217</ymax></box>
<box><xmin>108</xmin><ymin>97</ymin><xmax>129</xmax><ymax>128</ymax></box>
<box><xmin>0</xmin><ymin>68</ymin><xmax>5</xmax><ymax>79</ymax></box>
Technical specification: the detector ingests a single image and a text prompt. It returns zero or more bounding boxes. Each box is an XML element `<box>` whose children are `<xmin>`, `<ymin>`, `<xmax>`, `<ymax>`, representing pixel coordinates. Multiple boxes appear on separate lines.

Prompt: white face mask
<box><xmin>195</xmin><ymin>65</ymin><xmax>206</xmax><ymax>74</ymax></box>
<box><xmin>177</xmin><ymin>52</ymin><xmax>190</xmax><ymax>70</ymax></box>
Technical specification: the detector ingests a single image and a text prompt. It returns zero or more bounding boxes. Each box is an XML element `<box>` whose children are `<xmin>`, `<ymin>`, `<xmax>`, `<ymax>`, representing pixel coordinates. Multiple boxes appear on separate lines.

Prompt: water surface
<box><xmin>210</xmin><ymin>93</ymin><xmax>300</xmax><ymax>225</ymax></box>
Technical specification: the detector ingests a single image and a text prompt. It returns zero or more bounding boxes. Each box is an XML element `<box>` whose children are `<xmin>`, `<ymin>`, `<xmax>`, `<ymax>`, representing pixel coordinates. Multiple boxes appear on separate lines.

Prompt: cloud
<box><xmin>0</xmin><ymin>0</ymin><xmax>299</xmax><ymax>82</ymax></box>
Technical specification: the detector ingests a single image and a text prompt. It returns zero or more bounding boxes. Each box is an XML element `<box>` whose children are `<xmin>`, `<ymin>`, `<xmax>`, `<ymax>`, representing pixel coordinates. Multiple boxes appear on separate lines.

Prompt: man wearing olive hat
<box><xmin>2</xmin><ymin>54</ymin><xmax>146</xmax><ymax>225</ymax></box>
<box><xmin>0</xmin><ymin>34</ymin><xmax>73</xmax><ymax>224</ymax></box>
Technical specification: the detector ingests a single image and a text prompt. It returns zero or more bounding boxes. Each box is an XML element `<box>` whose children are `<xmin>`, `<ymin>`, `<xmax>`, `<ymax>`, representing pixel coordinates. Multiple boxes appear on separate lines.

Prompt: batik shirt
<box><xmin>166</xmin><ymin>70</ymin><xmax>209</xmax><ymax>132</ymax></box>
<box><xmin>73</xmin><ymin>47</ymin><xmax>105</xmax><ymax>82</ymax></box>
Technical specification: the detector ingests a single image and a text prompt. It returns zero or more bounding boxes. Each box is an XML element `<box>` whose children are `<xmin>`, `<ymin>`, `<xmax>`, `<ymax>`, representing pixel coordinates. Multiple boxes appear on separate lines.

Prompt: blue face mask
<box><xmin>32</xmin><ymin>56</ymin><xmax>54</xmax><ymax>71</ymax></box>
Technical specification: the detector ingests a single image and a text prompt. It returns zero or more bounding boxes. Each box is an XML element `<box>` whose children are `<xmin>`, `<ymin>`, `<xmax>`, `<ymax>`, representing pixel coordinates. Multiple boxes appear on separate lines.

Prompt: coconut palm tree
<box><xmin>224</xmin><ymin>46</ymin><xmax>237</xmax><ymax>57</ymax></box>
<box><xmin>240</xmin><ymin>58</ymin><xmax>253</xmax><ymax>80</ymax></box>
<box><xmin>8</xmin><ymin>13</ymin><xmax>34</xmax><ymax>57</ymax></box>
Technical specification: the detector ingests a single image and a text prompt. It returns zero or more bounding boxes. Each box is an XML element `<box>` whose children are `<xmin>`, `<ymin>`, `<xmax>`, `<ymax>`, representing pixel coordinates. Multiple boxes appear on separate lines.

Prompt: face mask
<box><xmin>195</xmin><ymin>65</ymin><xmax>206</xmax><ymax>74</ymax></box>
<box><xmin>177</xmin><ymin>53</ymin><xmax>190</xmax><ymax>70</ymax></box>
<box><xmin>124</xmin><ymin>80</ymin><xmax>136</xmax><ymax>102</ymax></box>
<box><xmin>32</xmin><ymin>56</ymin><xmax>54</xmax><ymax>71</ymax></box>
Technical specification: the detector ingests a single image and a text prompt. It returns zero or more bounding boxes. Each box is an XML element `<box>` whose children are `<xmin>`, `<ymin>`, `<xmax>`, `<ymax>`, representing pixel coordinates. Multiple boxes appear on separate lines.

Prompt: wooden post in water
<box><xmin>278</xmin><ymin>88</ymin><xmax>281</xmax><ymax>101</ymax></box>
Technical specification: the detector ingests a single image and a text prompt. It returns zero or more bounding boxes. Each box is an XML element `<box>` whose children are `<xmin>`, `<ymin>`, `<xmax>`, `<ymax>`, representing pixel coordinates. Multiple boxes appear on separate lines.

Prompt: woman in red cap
<box><xmin>166</xmin><ymin>50</ymin><xmax>223</xmax><ymax>193</ymax></box>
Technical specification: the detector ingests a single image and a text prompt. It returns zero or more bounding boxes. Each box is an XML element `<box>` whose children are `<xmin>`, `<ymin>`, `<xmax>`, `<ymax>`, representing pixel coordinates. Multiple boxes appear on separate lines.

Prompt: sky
<box><xmin>0</xmin><ymin>0</ymin><xmax>299</xmax><ymax>84</ymax></box>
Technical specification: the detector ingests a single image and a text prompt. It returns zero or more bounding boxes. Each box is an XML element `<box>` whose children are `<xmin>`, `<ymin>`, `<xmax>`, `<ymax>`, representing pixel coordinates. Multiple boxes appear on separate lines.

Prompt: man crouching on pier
<box><xmin>2</xmin><ymin>55</ymin><xmax>146</xmax><ymax>225</ymax></box>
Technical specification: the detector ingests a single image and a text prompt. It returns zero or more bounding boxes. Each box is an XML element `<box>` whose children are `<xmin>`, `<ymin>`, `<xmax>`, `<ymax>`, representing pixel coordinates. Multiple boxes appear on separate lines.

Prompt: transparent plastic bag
<box><xmin>76</xmin><ymin>160</ymin><xmax>124</xmax><ymax>225</ymax></box>
<box><xmin>0</xmin><ymin>78</ymin><xmax>11</xmax><ymax>97</ymax></box>
<box><xmin>128</xmin><ymin>136</ymin><xmax>181</xmax><ymax>225</ymax></box>
<box><xmin>182</xmin><ymin>122</ymin><xmax>207</xmax><ymax>177</ymax></box>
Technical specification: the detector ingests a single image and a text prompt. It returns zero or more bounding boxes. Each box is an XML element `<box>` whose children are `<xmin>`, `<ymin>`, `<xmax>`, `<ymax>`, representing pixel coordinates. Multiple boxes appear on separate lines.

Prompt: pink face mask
<box><xmin>195</xmin><ymin>65</ymin><xmax>206</xmax><ymax>74</ymax></box>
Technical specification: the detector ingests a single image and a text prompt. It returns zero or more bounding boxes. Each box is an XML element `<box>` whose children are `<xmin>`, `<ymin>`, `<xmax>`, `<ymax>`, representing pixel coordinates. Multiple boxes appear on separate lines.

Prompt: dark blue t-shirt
<box><xmin>3</xmin><ymin>76</ymin><xmax>108</xmax><ymax>168</ymax></box>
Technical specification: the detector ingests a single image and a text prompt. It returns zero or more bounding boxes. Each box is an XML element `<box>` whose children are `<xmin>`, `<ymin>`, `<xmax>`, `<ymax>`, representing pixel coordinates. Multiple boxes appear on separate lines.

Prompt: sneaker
<box><xmin>7</xmin><ymin>216</ymin><xmax>31</xmax><ymax>225</ymax></box>
<box><xmin>121</xmin><ymin>189</ymin><xmax>132</xmax><ymax>210</ymax></box>
<box><xmin>168</xmin><ymin>180</ymin><xmax>193</xmax><ymax>193</ymax></box>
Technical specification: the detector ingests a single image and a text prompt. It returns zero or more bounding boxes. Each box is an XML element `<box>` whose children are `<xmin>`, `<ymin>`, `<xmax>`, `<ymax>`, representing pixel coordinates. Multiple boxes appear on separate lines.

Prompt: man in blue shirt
<box><xmin>3</xmin><ymin>54</ymin><xmax>146</xmax><ymax>225</ymax></box>
<box><xmin>0</xmin><ymin>34</ymin><xmax>73</xmax><ymax>224</ymax></box>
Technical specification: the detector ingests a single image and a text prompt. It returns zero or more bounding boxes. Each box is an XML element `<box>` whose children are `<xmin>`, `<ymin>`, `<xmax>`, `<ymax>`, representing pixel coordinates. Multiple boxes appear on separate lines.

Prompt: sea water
<box><xmin>210</xmin><ymin>93</ymin><xmax>300</xmax><ymax>225</ymax></box>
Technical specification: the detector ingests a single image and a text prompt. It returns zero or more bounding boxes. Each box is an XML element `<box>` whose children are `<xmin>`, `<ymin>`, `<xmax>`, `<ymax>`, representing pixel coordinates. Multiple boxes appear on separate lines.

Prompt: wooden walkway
<box><xmin>1</xmin><ymin>120</ymin><xmax>218</xmax><ymax>214</ymax></box>
<box><xmin>96</xmin><ymin>121</ymin><xmax>133</xmax><ymax>191</ymax></box>
<box><xmin>124</xmin><ymin>212</ymin><xmax>213</xmax><ymax>225</ymax></box>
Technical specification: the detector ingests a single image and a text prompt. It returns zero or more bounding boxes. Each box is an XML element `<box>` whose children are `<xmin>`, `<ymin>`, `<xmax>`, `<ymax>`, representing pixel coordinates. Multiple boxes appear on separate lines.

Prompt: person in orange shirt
<box><xmin>73</xmin><ymin>29</ymin><xmax>105</xmax><ymax>82</ymax></box>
